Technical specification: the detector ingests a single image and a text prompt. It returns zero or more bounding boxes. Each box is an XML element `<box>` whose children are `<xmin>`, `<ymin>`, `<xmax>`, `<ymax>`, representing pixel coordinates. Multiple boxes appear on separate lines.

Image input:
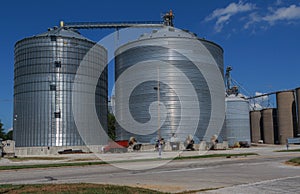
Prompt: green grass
<box><xmin>9</xmin><ymin>157</ymin><xmax>67</xmax><ymax>162</ymax></box>
<box><xmin>287</xmin><ymin>157</ymin><xmax>300</xmax><ymax>165</ymax></box>
<box><xmin>108</xmin><ymin>153</ymin><xmax>258</xmax><ymax>164</ymax></box>
<box><xmin>0</xmin><ymin>161</ymin><xmax>107</xmax><ymax>171</ymax></box>
<box><xmin>68</xmin><ymin>158</ymin><xmax>98</xmax><ymax>162</ymax></box>
<box><xmin>0</xmin><ymin>153</ymin><xmax>258</xmax><ymax>171</ymax></box>
<box><xmin>275</xmin><ymin>149</ymin><xmax>300</xmax><ymax>152</ymax></box>
<box><xmin>173</xmin><ymin>153</ymin><xmax>258</xmax><ymax>160</ymax></box>
<box><xmin>0</xmin><ymin>183</ymin><xmax>167</xmax><ymax>194</ymax></box>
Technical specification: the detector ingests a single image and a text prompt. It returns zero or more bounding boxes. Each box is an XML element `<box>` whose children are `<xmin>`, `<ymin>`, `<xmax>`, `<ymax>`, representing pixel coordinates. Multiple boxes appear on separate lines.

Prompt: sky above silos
<box><xmin>0</xmin><ymin>0</ymin><xmax>300</xmax><ymax>130</ymax></box>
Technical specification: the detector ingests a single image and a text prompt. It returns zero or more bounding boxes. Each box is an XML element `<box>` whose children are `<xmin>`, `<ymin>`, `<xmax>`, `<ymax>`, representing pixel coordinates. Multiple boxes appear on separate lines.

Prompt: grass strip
<box><xmin>0</xmin><ymin>183</ymin><xmax>167</xmax><ymax>194</ymax></box>
<box><xmin>0</xmin><ymin>161</ymin><xmax>107</xmax><ymax>171</ymax></box>
<box><xmin>173</xmin><ymin>153</ymin><xmax>258</xmax><ymax>160</ymax></box>
<box><xmin>0</xmin><ymin>153</ymin><xmax>258</xmax><ymax>171</ymax></box>
<box><xmin>9</xmin><ymin>157</ymin><xmax>67</xmax><ymax>162</ymax></box>
<box><xmin>275</xmin><ymin>149</ymin><xmax>300</xmax><ymax>152</ymax></box>
<box><xmin>108</xmin><ymin>153</ymin><xmax>258</xmax><ymax>164</ymax></box>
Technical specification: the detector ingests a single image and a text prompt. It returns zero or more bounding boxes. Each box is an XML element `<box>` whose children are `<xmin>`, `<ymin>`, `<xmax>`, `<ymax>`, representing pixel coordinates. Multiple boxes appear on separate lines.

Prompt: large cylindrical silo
<box><xmin>276</xmin><ymin>91</ymin><xmax>297</xmax><ymax>144</ymax></box>
<box><xmin>296</xmin><ymin>87</ymin><xmax>300</xmax><ymax>137</ymax></box>
<box><xmin>114</xmin><ymin>27</ymin><xmax>224</xmax><ymax>143</ymax></box>
<box><xmin>13</xmin><ymin>27</ymin><xmax>108</xmax><ymax>149</ymax></box>
<box><xmin>250</xmin><ymin>110</ymin><xmax>262</xmax><ymax>143</ymax></box>
<box><xmin>223</xmin><ymin>95</ymin><xmax>251</xmax><ymax>147</ymax></box>
<box><xmin>261</xmin><ymin>108</ymin><xmax>278</xmax><ymax>144</ymax></box>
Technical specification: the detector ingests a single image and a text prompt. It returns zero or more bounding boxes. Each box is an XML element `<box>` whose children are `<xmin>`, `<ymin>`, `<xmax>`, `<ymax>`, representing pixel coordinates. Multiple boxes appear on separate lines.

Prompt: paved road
<box><xmin>1</xmin><ymin>151</ymin><xmax>300</xmax><ymax>193</ymax></box>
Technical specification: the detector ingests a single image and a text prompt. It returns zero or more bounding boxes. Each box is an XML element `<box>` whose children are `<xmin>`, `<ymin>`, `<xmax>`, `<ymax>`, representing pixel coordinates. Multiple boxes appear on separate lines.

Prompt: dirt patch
<box><xmin>129</xmin><ymin>184</ymin><xmax>222</xmax><ymax>194</ymax></box>
<box><xmin>130</xmin><ymin>183</ymin><xmax>185</xmax><ymax>193</ymax></box>
<box><xmin>284</xmin><ymin>161</ymin><xmax>300</xmax><ymax>166</ymax></box>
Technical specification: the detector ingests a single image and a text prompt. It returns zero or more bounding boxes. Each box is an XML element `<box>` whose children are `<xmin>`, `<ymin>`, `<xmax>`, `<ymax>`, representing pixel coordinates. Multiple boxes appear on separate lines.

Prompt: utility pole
<box><xmin>157</xmin><ymin>65</ymin><xmax>161</xmax><ymax>140</ymax></box>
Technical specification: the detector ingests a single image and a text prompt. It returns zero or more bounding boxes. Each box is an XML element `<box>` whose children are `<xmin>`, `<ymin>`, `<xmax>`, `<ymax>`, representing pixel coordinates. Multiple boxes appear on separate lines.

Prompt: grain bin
<box><xmin>13</xmin><ymin>27</ymin><xmax>107</xmax><ymax>148</ymax></box>
<box><xmin>223</xmin><ymin>95</ymin><xmax>251</xmax><ymax>147</ymax></box>
<box><xmin>114</xmin><ymin>27</ymin><xmax>225</xmax><ymax>143</ymax></box>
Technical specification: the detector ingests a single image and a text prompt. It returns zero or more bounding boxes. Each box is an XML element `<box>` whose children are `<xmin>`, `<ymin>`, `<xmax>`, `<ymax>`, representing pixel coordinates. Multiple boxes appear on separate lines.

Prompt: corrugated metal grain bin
<box><xmin>13</xmin><ymin>27</ymin><xmax>108</xmax><ymax>147</ymax></box>
<box><xmin>114</xmin><ymin>27</ymin><xmax>225</xmax><ymax>143</ymax></box>
<box><xmin>223</xmin><ymin>95</ymin><xmax>251</xmax><ymax>147</ymax></box>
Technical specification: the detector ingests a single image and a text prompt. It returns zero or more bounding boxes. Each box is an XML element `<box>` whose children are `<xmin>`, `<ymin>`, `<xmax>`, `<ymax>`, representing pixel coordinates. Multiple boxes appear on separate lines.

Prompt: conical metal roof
<box><xmin>35</xmin><ymin>27</ymin><xmax>93</xmax><ymax>42</ymax></box>
<box><xmin>138</xmin><ymin>26</ymin><xmax>197</xmax><ymax>40</ymax></box>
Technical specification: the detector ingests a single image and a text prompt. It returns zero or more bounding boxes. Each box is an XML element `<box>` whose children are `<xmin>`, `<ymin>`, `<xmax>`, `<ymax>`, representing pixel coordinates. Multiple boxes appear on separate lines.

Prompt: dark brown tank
<box><xmin>296</xmin><ymin>88</ymin><xmax>300</xmax><ymax>137</ymax></box>
<box><xmin>250</xmin><ymin>110</ymin><xmax>262</xmax><ymax>143</ymax></box>
<box><xmin>276</xmin><ymin>91</ymin><xmax>297</xmax><ymax>144</ymax></box>
<box><xmin>261</xmin><ymin>108</ymin><xmax>278</xmax><ymax>144</ymax></box>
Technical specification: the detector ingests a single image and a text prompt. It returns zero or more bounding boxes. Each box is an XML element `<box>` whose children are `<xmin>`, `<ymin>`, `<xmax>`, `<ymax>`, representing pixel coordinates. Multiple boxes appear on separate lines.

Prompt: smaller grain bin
<box><xmin>224</xmin><ymin>95</ymin><xmax>251</xmax><ymax>146</ymax></box>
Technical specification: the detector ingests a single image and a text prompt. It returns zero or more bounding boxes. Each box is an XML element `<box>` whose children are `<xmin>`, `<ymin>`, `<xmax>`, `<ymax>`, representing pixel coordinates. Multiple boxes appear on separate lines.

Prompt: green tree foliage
<box><xmin>107</xmin><ymin>113</ymin><xmax>116</xmax><ymax>140</ymax></box>
<box><xmin>0</xmin><ymin>121</ymin><xmax>5</xmax><ymax>140</ymax></box>
<box><xmin>0</xmin><ymin>120</ymin><xmax>13</xmax><ymax>140</ymax></box>
<box><xmin>6</xmin><ymin>130</ymin><xmax>13</xmax><ymax>140</ymax></box>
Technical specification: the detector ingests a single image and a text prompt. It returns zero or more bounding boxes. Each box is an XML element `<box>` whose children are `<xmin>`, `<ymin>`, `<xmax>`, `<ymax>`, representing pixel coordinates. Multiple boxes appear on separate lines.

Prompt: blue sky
<box><xmin>1</xmin><ymin>0</ymin><xmax>300</xmax><ymax>131</ymax></box>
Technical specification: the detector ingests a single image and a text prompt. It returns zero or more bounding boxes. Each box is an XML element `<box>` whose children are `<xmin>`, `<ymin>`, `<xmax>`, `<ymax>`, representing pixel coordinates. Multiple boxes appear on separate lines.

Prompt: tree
<box><xmin>107</xmin><ymin>113</ymin><xmax>116</xmax><ymax>140</ymax></box>
<box><xmin>0</xmin><ymin>120</ymin><xmax>5</xmax><ymax>140</ymax></box>
<box><xmin>0</xmin><ymin>120</ymin><xmax>13</xmax><ymax>140</ymax></box>
<box><xmin>6</xmin><ymin>130</ymin><xmax>13</xmax><ymax>140</ymax></box>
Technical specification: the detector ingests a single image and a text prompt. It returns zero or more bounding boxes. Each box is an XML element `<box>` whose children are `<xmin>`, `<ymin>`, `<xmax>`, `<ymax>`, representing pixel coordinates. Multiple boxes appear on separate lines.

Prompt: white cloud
<box><xmin>205</xmin><ymin>1</ymin><xmax>256</xmax><ymax>32</ymax></box>
<box><xmin>244</xmin><ymin>12</ymin><xmax>261</xmax><ymax>29</ymax></box>
<box><xmin>245</xmin><ymin>4</ymin><xmax>300</xmax><ymax>29</ymax></box>
<box><xmin>7</xmin><ymin>128</ymin><xmax>13</xmax><ymax>132</ymax></box>
<box><xmin>249</xmin><ymin>92</ymin><xmax>270</xmax><ymax>110</ymax></box>
<box><xmin>263</xmin><ymin>4</ymin><xmax>300</xmax><ymax>24</ymax></box>
<box><xmin>254</xmin><ymin>92</ymin><xmax>269</xmax><ymax>101</ymax></box>
<box><xmin>205</xmin><ymin>2</ymin><xmax>300</xmax><ymax>33</ymax></box>
<box><xmin>249</xmin><ymin>103</ymin><xmax>263</xmax><ymax>111</ymax></box>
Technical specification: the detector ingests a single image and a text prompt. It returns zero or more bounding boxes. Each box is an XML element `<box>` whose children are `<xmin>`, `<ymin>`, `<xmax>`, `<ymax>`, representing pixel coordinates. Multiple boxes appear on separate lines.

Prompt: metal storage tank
<box><xmin>114</xmin><ymin>27</ymin><xmax>225</xmax><ymax>143</ymax></box>
<box><xmin>261</xmin><ymin>108</ymin><xmax>278</xmax><ymax>144</ymax></box>
<box><xmin>13</xmin><ymin>27</ymin><xmax>108</xmax><ymax>147</ymax></box>
<box><xmin>276</xmin><ymin>91</ymin><xmax>297</xmax><ymax>144</ymax></box>
<box><xmin>223</xmin><ymin>95</ymin><xmax>251</xmax><ymax>147</ymax></box>
<box><xmin>296</xmin><ymin>87</ymin><xmax>300</xmax><ymax>137</ymax></box>
<box><xmin>250</xmin><ymin>110</ymin><xmax>262</xmax><ymax>143</ymax></box>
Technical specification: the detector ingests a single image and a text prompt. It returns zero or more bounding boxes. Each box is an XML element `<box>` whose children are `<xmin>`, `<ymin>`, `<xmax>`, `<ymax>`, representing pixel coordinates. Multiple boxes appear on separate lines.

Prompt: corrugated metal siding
<box><xmin>224</xmin><ymin>97</ymin><xmax>251</xmax><ymax>146</ymax></box>
<box><xmin>13</xmin><ymin>29</ymin><xmax>107</xmax><ymax>147</ymax></box>
<box><xmin>115</xmin><ymin>28</ymin><xmax>224</xmax><ymax>143</ymax></box>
